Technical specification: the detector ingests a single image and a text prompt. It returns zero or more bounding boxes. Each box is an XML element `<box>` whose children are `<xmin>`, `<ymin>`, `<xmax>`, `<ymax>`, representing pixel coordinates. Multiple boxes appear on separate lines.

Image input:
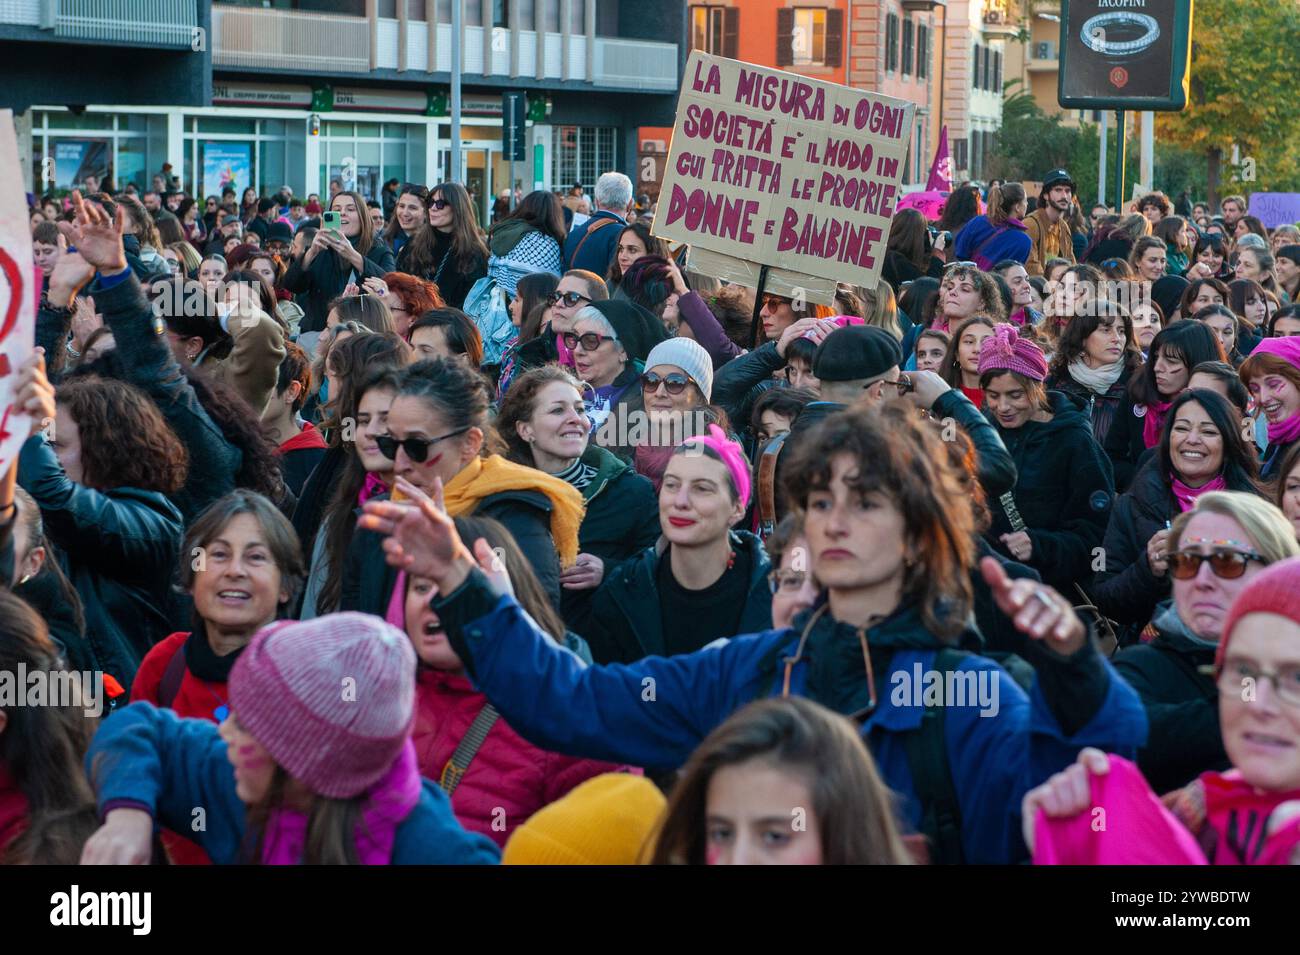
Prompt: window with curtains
<box><xmin>917</xmin><ymin>22</ymin><xmax>928</xmax><ymax>78</ymax></box>
<box><xmin>792</xmin><ymin>7</ymin><xmax>826</xmax><ymax>66</ymax></box>
<box><xmin>691</xmin><ymin>5</ymin><xmax>738</xmax><ymax>57</ymax></box>
<box><xmin>885</xmin><ymin>13</ymin><xmax>898</xmax><ymax>73</ymax></box>
<box><xmin>902</xmin><ymin>18</ymin><xmax>913</xmax><ymax>75</ymax></box>
<box><xmin>776</xmin><ymin>7</ymin><xmax>842</xmax><ymax>68</ymax></box>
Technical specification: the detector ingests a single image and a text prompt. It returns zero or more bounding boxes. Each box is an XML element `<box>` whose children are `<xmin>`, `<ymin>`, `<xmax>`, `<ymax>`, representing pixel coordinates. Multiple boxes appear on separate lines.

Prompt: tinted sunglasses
<box><xmin>641</xmin><ymin>371</ymin><xmax>691</xmax><ymax>395</ymax></box>
<box><xmin>562</xmin><ymin>331</ymin><xmax>615</xmax><ymax>351</ymax></box>
<box><xmin>552</xmin><ymin>290</ymin><xmax>591</xmax><ymax>308</ymax></box>
<box><xmin>760</xmin><ymin>293</ymin><xmax>790</xmax><ymax>311</ymax></box>
<box><xmin>430</xmin><ymin>198</ymin><xmax>450</xmax><ymax>211</ymax></box>
<box><xmin>374</xmin><ymin>427</ymin><xmax>470</xmax><ymax>463</ymax></box>
<box><xmin>1168</xmin><ymin>548</ymin><xmax>1263</xmax><ymax>580</ymax></box>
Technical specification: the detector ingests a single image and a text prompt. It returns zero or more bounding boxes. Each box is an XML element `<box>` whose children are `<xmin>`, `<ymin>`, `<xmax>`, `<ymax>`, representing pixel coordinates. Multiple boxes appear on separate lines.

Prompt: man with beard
<box><xmin>1025</xmin><ymin>168</ymin><xmax>1077</xmax><ymax>277</ymax></box>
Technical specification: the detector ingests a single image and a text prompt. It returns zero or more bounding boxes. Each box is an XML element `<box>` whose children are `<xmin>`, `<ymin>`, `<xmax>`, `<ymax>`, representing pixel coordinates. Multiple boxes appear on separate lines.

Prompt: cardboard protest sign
<box><xmin>0</xmin><ymin>109</ymin><xmax>36</xmax><ymax>474</ymax></box>
<box><xmin>653</xmin><ymin>51</ymin><xmax>915</xmax><ymax>293</ymax></box>
<box><xmin>1248</xmin><ymin>193</ymin><xmax>1300</xmax><ymax>229</ymax></box>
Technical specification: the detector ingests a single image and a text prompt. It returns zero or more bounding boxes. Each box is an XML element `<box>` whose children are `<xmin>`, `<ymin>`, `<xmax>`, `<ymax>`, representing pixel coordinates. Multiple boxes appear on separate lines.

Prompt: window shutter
<box><xmin>984</xmin><ymin>48</ymin><xmax>992</xmax><ymax>90</ymax></box>
<box><xmin>723</xmin><ymin>6</ymin><xmax>739</xmax><ymax>59</ymax></box>
<box><xmin>886</xmin><ymin>14</ymin><xmax>897</xmax><ymax>72</ymax></box>
<box><xmin>994</xmin><ymin>50</ymin><xmax>1002</xmax><ymax>91</ymax></box>
<box><xmin>777</xmin><ymin>8</ymin><xmax>794</xmax><ymax>67</ymax></box>
<box><xmin>917</xmin><ymin>23</ymin><xmax>927</xmax><ymax>78</ymax></box>
<box><xmin>825</xmin><ymin>8</ymin><xmax>843</xmax><ymax>67</ymax></box>
<box><xmin>902</xmin><ymin>19</ymin><xmax>913</xmax><ymax>75</ymax></box>
<box><xmin>972</xmin><ymin>44</ymin><xmax>981</xmax><ymax>90</ymax></box>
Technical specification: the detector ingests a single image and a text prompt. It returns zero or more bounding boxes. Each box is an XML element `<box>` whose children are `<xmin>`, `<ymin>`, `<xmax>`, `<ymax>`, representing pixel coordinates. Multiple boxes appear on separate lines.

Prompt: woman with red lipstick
<box><xmin>1094</xmin><ymin>390</ymin><xmax>1264</xmax><ymax>638</ymax></box>
<box><xmin>979</xmin><ymin>326</ymin><xmax>1115</xmax><ymax>595</ymax></box>
<box><xmin>400</xmin><ymin>514</ymin><xmax>632</xmax><ymax>847</ymax></box>
<box><xmin>344</xmin><ymin>356</ymin><xmax>584</xmax><ymax>615</ymax></box>
<box><xmin>130</xmin><ymin>491</ymin><xmax>305</xmax><ymax>863</ymax></box>
<box><xmin>1109</xmin><ymin>491</ymin><xmax>1297</xmax><ymax>793</ymax></box>
<box><xmin>580</xmin><ymin>425</ymin><xmax>771</xmax><ymax>664</ymax></box>
<box><xmin>496</xmin><ymin>366</ymin><xmax>660</xmax><ymax>627</ymax></box>
<box><xmin>1104</xmin><ymin>321</ymin><xmax>1226</xmax><ymax>492</ymax></box>
<box><xmin>360</xmin><ymin>403</ymin><xmax>1147</xmax><ymax>863</ymax></box>
<box><xmin>1045</xmin><ymin>301</ymin><xmax>1143</xmax><ymax>448</ymax></box>
<box><xmin>1240</xmin><ymin>336</ymin><xmax>1300</xmax><ymax>481</ymax></box>
<box><xmin>1029</xmin><ymin>552</ymin><xmax>1300</xmax><ymax>865</ymax></box>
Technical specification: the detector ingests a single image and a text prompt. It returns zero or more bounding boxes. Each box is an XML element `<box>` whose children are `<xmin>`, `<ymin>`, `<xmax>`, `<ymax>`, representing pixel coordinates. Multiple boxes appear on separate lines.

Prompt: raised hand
<box><xmin>979</xmin><ymin>555</ymin><xmax>1085</xmax><ymax>655</ymax></box>
<box><xmin>357</xmin><ymin>476</ymin><xmax>475</xmax><ymax>591</ymax></box>
<box><xmin>71</xmin><ymin>297</ymin><xmax>103</xmax><ymax>352</ymax></box>
<box><xmin>12</xmin><ymin>349</ymin><xmax>56</xmax><ymax>437</ymax></box>
<box><xmin>1020</xmin><ymin>747</ymin><xmax>1110</xmax><ymax>854</ymax></box>
<box><xmin>46</xmin><ymin>249</ymin><xmax>95</xmax><ymax>308</ymax></box>
<box><xmin>68</xmin><ymin>190</ymin><xmax>127</xmax><ymax>274</ymax></box>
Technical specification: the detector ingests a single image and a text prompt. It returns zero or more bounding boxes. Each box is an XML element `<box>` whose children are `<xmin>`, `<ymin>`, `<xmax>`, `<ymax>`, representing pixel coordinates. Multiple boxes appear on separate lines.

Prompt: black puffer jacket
<box><xmin>711</xmin><ymin>340</ymin><xmax>784</xmax><ymax>428</ymax></box>
<box><xmin>1102</xmin><ymin>393</ymin><xmax>1153</xmax><ymax>493</ymax></box>
<box><xmin>986</xmin><ymin>391</ymin><xmax>1115</xmax><ymax>595</ymax></box>
<box><xmin>282</xmin><ymin>236</ymin><xmax>397</xmax><ymax>333</ymax></box>
<box><xmin>1112</xmin><ymin>603</ymin><xmax>1228</xmax><ymax>794</ymax></box>
<box><xmin>342</xmin><ymin>488</ymin><xmax>562</xmax><ymax>615</ymax></box>
<box><xmin>17</xmin><ymin>434</ymin><xmax>183</xmax><ymax>693</ymax></box>
<box><xmin>1092</xmin><ymin>458</ymin><xmax>1175</xmax><ymax>627</ymax></box>
<box><xmin>581</xmin><ymin>531</ymin><xmax>772</xmax><ymax>665</ymax></box>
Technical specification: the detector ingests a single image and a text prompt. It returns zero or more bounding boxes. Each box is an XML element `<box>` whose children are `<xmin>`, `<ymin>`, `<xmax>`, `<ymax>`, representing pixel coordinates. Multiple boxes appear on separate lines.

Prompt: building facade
<box><xmin>2</xmin><ymin>0</ymin><xmax>682</xmax><ymax>224</ymax></box>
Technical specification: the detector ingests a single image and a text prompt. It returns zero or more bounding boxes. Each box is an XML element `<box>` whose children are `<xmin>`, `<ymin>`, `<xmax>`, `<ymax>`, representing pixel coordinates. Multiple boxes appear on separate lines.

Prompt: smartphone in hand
<box><xmin>322</xmin><ymin>211</ymin><xmax>341</xmax><ymax>233</ymax></box>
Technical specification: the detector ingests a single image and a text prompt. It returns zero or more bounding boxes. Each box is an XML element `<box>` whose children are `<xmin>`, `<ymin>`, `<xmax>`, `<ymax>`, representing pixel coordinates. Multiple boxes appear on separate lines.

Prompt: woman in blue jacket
<box><xmin>953</xmin><ymin>183</ymin><xmax>1032</xmax><ymax>269</ymax></box>
<box><xmin>80</xmin><ymin>612</ymin><xmax>499</xmax><ymax>865</ymax></box>
<box><xmin>361</xmin><ymin>403</ymin><xmax>1148</xmax><ymax>864</ymax></box>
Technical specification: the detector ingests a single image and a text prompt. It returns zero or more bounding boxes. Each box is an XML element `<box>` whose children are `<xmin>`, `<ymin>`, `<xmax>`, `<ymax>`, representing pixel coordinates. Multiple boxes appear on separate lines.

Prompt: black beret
<box><xmin>812</xmin><ymin>325</ymin><xmax>903</xmax><ymax>383</ymax></box>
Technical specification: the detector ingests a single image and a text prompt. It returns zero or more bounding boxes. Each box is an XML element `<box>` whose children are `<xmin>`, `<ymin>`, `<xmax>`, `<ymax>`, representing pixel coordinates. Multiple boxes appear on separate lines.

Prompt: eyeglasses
<box><xmin>641</xmin><ymin>371</ymin><xmax>692</xmax><ymax>395</ymax></box>
<box><xmin>1168</xmin><ymin>548</ymin><xmax>1264</xmax><ymax>580</ymax></box>
<box><xmin>552</xmin><ymin>290</ymin><xmax>592</xmax><ymax>308</ymax></box>
<box><xmin>562</xmin><ymin>331</ymin><xmax>615</xmax><ymax>352</ymax></box>
<box><xmin>1217</xmin><ymin>659</ymin><xmax>1300</xmax><ymax>707</ymax></box>
<box><xmin>768</xmin><ymin>570</ymin><xmax>808</xmax><ymax>595</ymax></box>
<box><xmin>760</xmin><ymin>293</ymin><xmax>790</xmax><ymax>311</ymax></box>
<box><xmin>430</xmin><ymin>198</ymin><xmax>450</xmax><ymax>211</ymax></box>
<box><xmin>374</xmin><ymin>427</ymin><xmax>470</xmax><ymax>463</ymax></box>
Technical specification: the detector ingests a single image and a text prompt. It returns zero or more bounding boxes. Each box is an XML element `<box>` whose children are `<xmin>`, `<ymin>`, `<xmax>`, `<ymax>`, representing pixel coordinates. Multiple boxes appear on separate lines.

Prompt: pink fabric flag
<box><xmin>926</xmin><ymin>126</ymin><xmax>953</xmax><ymax>193</ymax></box>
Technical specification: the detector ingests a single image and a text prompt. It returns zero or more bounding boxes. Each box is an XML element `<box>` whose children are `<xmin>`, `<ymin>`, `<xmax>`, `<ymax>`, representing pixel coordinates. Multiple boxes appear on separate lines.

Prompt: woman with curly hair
<box><xmin>14</xmin><ymin>358</ymin><xmax>187</xmax><ymax>693</ymax></box>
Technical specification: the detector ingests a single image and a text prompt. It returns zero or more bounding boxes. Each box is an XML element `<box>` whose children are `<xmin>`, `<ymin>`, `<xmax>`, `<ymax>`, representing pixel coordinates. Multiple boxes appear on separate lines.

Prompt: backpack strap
<box><xmin>439</xmin><ymin>703</ymin><xmax>501</xmax><ymax>796</ymax></box>
<box><xmin>903</xmin><ymin>647</ymin><xmax>967</xmax><ymax>865</ymax></box>
<box><xmin>571</xmin><ymin>215</ymin><xmax>620</xmax><ymax>263</ymax></box>
<box><xmin>756</xmin><ymin>432</ymin><xmax>788</xmax><ymax>540</ymax></box>
<box><xmin>158</xmin><ymin>640</ymin><xmax>189</xmax><ymax>710</ymax></box>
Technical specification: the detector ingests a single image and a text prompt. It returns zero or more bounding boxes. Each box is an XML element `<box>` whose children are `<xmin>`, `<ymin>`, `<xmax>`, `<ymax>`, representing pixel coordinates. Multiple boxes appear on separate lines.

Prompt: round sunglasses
<box><xmin>374</xmin><ymin>427</ymin><xmax>469</xmax><ymax>463</ymax></box>
<box><xmin>641</xmin><ymin>371</ymin><xmax>692</xmax><ymax>395</ymax></box>
<box><xmin>1168</xmin><ymin>548</ymin><xmax>1263</xmax><ymax>580</ymax></box>
<box><xmin>562</xmin><ymin>331</ymin><xmax>615</xmax><ymax>352</ymax></box>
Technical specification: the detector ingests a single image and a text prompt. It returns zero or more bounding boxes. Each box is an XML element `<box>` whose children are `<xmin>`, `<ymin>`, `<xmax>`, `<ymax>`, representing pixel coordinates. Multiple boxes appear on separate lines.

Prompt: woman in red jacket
<box><xmin>130</xmin><ymin>489</ymin><xmax>305</xmax><ymax>863</ymax></box>
<box><xmin>397</xmin><ymin>514</ymin><xmax>635</xmax><ymax>846</ymax></box>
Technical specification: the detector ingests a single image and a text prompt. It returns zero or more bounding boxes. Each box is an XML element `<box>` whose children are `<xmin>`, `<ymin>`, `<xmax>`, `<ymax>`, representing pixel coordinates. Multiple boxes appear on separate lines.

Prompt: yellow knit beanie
<box><xmin>502</xmin><ymin>773</ymin><xmax>666</xmax><ymax>865</ymax></box>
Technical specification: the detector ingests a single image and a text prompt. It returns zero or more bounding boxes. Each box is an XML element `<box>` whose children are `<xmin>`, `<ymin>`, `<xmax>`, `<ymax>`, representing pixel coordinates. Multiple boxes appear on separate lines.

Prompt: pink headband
<box><xmin>802</xmin><ymin>314</ymin><xmax>864</xmax><ymax>339</ymax></box>
<box><xmin>685</xmin><ymin>424</ymin><xmax>751</xmax><ymax>511</ymax></box>
<box><xmin>977</xmin><ymin>323</ymin><xmax>1048</xmax><ymax>382</ymax></box>
<box><xmin>1249</xmin><ymin>335</ymin><xmax>1300</xmax><ymax>375</ymax></box>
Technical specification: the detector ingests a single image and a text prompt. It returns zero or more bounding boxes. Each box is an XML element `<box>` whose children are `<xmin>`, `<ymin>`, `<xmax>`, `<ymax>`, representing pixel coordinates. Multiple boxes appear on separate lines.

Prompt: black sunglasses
<box><xmin>552</xmin><ymin>290</ymin><xmax>592</xmax><ymax>308</ymax></box>
<box><xmin>562</xmin><ymin>331</ymin><xmax>615</xmax><ymax>351</ymax></box>
<box><xmin>641</xmin><ymin>371</ymin><xmax>691</xmax><ymax>395</ymax></box>
<box><xmin>1168</xmin><ymin>548</ymin><xmax>1263</xmax><ymax>580</ymax></box>
<box><xmin>374</xmin><ymin>427</ymin><xmax>470</xmax><ymax>463</ymax></box>
<box><xmin>430</xmin><ymin>197</ymin><xmax>450</xmax><ymax>211</ymax></box>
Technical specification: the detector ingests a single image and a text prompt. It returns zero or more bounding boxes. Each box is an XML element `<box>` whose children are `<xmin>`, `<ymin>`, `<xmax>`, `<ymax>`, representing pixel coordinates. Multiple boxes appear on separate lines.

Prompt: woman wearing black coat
<box><xmin>979</xmin><ymin>326</ymin><xmax>1115</xmax><ymax>596</ymax></box>
<box><xmin>1093</xmin><ymin>389</ymin><xmax>1265</xmax><ymax>635</ymax></box>
<box><xmin>282</xmin><ymin>190</ymin><xmax>397</xmax><ymax>333</ymax></box>
<box><xmin>1045</xmin><ymin>300</ymin><xmax>1143</xmax><ymax>451</ymax></box>
<box><xmin>1103</xmin><ymin>321</ymin><xmax>1226</xmax><ymax>494</ymax></box>
<box><xmin>495</xmin><ymin>365</ymin><xmax>661</xmax><ymax>629</ymax></box>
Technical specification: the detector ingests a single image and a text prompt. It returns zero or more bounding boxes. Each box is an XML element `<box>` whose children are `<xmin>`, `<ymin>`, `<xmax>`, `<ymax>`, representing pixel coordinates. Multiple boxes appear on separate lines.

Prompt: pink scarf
<box><xmin>554</xmin><ymin>330</ymin><xmax>575</xmax><ymax>368</ymax></box>
<box><xmin>1141</xmin><ymin>400</ymin><xmax>1173</xmax><ymax>449</ymax></box>
<box><xmin>260</xmin><ymin>739</ymin><xmax>422</xmax><ymax>865</ymax></box>
<box><xmin>1171</xmin><ymin>474</ymin><xmax>1227</xmax><ymax>513</ymax></box>
<box><xmin>1266</xmin><ymin>411</ymin><xmax>1300</xmax><ymax>446</ymax></box>
<box><xmin>358</xmin><ymin>473</ymin><xmax>389</xmax><ymax>506</ymax></box>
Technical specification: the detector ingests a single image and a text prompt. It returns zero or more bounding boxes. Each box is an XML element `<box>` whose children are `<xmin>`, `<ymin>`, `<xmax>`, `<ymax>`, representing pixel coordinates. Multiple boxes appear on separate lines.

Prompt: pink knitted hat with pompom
<box><xmin>977</xmin><ymin>323</ymin><xmax>1048</xmax><ymax>382</ymax></box>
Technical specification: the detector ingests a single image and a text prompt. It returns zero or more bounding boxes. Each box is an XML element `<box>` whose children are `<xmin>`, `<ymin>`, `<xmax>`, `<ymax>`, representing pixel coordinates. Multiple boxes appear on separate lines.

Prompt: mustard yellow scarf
<box><xmin>442</xmin><ymin>455</ymin><xmax>585</xmax><ymax>567</ymax></box>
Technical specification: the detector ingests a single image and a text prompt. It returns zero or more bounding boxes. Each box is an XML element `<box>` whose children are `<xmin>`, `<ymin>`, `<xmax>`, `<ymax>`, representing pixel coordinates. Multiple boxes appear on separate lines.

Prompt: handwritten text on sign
<box><xmin>653</xmin><ymin>51</ymin><xmax>915</xmax><ymax>289</ymax></box>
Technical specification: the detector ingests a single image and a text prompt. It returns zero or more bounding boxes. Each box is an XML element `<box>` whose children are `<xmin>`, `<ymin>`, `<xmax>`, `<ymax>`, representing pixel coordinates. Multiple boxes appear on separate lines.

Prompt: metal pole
<box><xmin>450</xmin><ymin>0</ymin><xmax>462</xmax><ymax>184</ymax></box>
<box><xmin>749</xmin><ymin>264</ymin><xmax>770</xmax><ymax>350</ymax></box>
<box><xmin>507</xmin><ymin>94</ymin><xmax>517</xmax><ymax>212</ymax></box>
<box><xmin>1113</xmin><ymin>110</ymin><xmax>1127</xmax><ymax>215</ymax></box>
<box><xmin>1097</xmin><ymin>111</ymin><xmax>1107</xmax><ymax>210</ymax></box>
<box><xmin>1140</xmin><ymin>110</ymin><xmax>1154</xmax><ymax>192</ymax></box>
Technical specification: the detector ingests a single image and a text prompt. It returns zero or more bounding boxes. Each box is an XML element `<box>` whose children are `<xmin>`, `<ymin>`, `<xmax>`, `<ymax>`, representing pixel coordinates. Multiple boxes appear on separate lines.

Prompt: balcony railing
<box><xmin>213</xmin><ymin>7</ymin><xmax>677</xmax><ymax>90</ymax></box>
<box><xmin>0</xmin><ymin>0</ymin><xmax>198</xmax><ymax>46</ymax></box>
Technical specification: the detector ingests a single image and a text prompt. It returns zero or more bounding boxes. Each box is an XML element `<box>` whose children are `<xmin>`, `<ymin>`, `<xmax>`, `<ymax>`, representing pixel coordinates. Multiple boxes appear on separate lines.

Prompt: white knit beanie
<box><xmin>644</xmin><ymin>337</ymin><xmax>714</xmax><ymax>401</ymax></box>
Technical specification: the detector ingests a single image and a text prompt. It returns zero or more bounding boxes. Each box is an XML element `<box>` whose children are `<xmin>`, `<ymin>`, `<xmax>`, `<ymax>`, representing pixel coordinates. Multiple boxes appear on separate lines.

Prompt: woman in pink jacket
<box><xmin>393</xmin><ymin>510</ymin><xmax>637</xmax><ymax>845</ymax></box>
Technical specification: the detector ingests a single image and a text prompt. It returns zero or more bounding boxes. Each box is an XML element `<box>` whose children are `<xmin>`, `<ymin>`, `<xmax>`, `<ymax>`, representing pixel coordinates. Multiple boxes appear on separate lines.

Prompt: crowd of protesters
<box><xmin>4</xmin><ymin>164</ymin><xmax>1300</xmax><ymax>867</ymax></box>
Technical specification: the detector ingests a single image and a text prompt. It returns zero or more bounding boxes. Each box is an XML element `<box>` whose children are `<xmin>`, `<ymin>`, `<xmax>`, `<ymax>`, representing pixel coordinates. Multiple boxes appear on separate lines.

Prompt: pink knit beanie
<box><xmin>228</xmin><ymin>612</ymin><xmax>417</xmax><ymax>799</ymax></box>
<box><xmin>1215</xmin><ymin>556</ymin><xmax>1300</xmax><ymax>675</ymax></box>
<box><xmin>977</xmin><ymin>323</ymin><xmax>1048</xmax><ymax>382</ymax></box>
<box><xmin>1247</xmin><ymin>335</ymin><xmax>1300</xmax><ymax>375</ymax></box>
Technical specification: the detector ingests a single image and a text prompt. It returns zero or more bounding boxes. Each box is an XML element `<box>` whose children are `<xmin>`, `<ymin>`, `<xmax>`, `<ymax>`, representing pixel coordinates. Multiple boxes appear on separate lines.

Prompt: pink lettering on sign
<box><xmin>665</xmin><ymin>185</ymin><xmax>759</xmax><ymax>244</ymax></box>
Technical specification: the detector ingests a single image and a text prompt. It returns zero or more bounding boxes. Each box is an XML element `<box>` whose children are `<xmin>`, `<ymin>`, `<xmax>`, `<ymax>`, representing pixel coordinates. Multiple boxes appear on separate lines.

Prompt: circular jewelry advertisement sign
<box><xmin>1058</xmin><ymin>0</ymin><xmax>1193</xmax><ymax>111</ymax></box>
